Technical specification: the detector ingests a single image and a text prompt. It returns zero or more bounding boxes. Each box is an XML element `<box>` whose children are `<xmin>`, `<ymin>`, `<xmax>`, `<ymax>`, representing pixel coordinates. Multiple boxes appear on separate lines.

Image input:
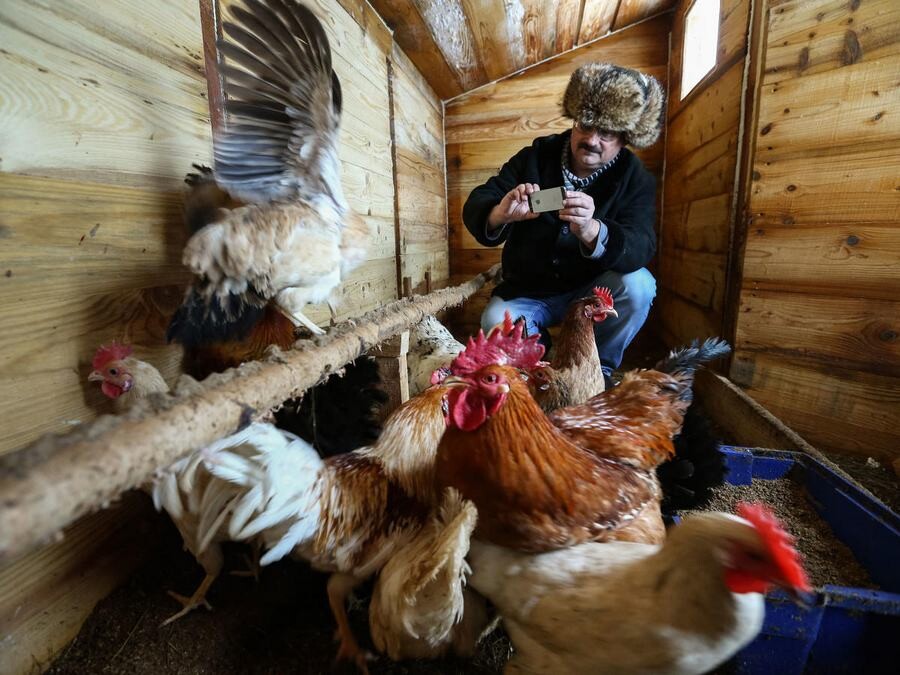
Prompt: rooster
<box><xmin>435</xmin><ymin>323</ymin><xmax>666</xmax><ymax>550</ymax></box>
<box><xmin>88</xmin><ymin>343</ymin><xmax>314</xmax><ymax>624</ymax></box>
<box><xmin>368</xmin><ymin>488</ymin><xmax>482</xmax><ymax>660</ymax></box>
<box><xmin>166</xmin><ymin>0</ymin><xmax>372</xmax><ymax>344</ymax></box>
<box><xmin>203</xmin><ymin>384</ymin><xmax>454</xmax><ymax>671</ymax></box>
<box><xmin>467</xmin><ymin>503</ymin><xmax>811</xmax><ymax>675</ymax></box>
<box><xmin>522</xmin><ymin>294</ymin><xmax>731</xmax><ymax>512</ymax></box>
<box><xmin>435</xmin><ymin>317</ymin><xmax>731</xmax><ymax>551</ymax></box>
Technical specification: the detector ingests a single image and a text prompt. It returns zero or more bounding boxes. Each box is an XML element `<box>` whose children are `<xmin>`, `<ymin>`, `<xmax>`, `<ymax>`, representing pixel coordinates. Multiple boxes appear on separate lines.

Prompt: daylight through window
<box><xmin>681</xmin><ymin>0</ymin><xmax>720</xmax><ymax>99</ymax></box>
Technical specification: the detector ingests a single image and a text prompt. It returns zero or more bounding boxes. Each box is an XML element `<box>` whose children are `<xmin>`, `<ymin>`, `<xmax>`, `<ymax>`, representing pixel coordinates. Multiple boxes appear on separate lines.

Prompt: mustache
<box><xmin>578</xmin><ymin>142</ymin><xmax>603</xmax><ymax>153</ymax></box>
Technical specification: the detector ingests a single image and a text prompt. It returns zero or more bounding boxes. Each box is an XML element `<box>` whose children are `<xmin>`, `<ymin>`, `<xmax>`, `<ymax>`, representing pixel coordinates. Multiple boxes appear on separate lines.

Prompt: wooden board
<box><xmin>741</xmin><ymin>223</ymin><xmax>900</xmax><ymax>300</ymax></box>
<box><xmin>0</xmin><ymin>493</ymin><xmax>159</xmax><ymax>675</ymax></box>
<box><xmin>391</xmin><ymin>43</ymin><xmax>449</xmax><ymax>297</ymax></box>
<box><xmin>735</xmin><ymin>289</ymin><xmax>900</xmax><ymax>376</ymax></box>
<box><xmin>730</xmin><ymin>350</ymin><xmax>900</xmax><ymax>459</ymax></box>
<box><xmin>731</xmin><ymin>0</ymin><xmax>900</xmax><ymax>458</ymax></box>
<box><xmin>368</xmin><ymin>0</ymin><xmax>465</xmax><ymax>99</ymax></box>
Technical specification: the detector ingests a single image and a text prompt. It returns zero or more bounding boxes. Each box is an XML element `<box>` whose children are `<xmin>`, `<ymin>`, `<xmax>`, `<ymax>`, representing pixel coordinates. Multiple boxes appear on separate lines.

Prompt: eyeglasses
<box><xmin>573</xmin><ymin>121</ymin><xmax>619</xmax><ymax>142</ymax></box>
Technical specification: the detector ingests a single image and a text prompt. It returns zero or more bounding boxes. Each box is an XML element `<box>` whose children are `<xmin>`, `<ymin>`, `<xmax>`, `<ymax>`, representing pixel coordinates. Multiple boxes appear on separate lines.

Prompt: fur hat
<box><xmin>562</xmin><ymin>63</ymin><xmax>665</xmax><ymax>148</ymax></box>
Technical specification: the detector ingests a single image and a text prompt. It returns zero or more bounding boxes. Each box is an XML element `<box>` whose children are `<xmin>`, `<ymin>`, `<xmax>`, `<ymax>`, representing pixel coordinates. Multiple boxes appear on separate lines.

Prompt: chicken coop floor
<box><xmin>48</xmin><ymin>499</ymin><xmax>513</xmax><ymax>675</ymax></box>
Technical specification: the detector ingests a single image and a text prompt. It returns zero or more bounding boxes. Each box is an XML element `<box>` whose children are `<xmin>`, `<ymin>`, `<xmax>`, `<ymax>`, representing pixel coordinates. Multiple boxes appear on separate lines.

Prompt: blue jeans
<box><xmin>481</xmin><ymin>268</ymin><xmax>656</xmax><ymax>372</ymax></box>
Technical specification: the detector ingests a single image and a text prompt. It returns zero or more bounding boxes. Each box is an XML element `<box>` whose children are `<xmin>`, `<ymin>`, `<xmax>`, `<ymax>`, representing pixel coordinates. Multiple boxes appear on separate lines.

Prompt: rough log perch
<box><xmin>0</xmin><ymin>264</ymin><xmax>501</xmax><ymax>561</ymax></box>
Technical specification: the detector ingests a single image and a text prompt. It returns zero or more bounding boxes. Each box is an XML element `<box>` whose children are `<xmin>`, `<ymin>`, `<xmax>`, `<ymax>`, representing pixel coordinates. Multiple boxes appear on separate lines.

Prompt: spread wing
<box><xmin>214</xmin><ymin>0</ymin><xmax>342</xmax><ymax>204</ymax></box>
<box><xmin>548</xmin><ymin>370</ymin><xmax>687</xmax><ymax>470</ymax></box>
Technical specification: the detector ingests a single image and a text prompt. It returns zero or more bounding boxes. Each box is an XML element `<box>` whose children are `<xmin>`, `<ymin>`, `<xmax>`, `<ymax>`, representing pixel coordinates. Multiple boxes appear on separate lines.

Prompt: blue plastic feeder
<box><xmin>695</xmin><ymin>447</ymin><xmax>900</xmax><ymax>674</ymax></box>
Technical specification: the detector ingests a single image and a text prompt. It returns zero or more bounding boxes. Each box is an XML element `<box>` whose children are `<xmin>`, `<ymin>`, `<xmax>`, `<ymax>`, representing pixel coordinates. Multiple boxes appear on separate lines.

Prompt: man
<box><xmin>463</xmin><ymin>63</ymin><xmax>664</xmax><ymax>382</ymax></box>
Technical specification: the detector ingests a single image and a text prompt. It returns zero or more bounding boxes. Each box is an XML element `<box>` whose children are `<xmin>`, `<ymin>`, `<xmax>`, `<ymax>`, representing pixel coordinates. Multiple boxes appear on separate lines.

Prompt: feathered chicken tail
<box><xmin>370</xmin><ymin>489</ymin><xmax>478</xmax><ymax>660</ymax></box>
<box><xmin>166</xmin><ymin>285</ymin><xmax>267</xmax><ymax>348</ymax></box>
<box><xmin>654</xmin><ymin>337</ymin><xmax>731</xmax><ymax>403</ymax></box>
<box><xmin>653</xmin><ymin>338</ymin><xmax>731</xmax><ymax>512</ymax></box>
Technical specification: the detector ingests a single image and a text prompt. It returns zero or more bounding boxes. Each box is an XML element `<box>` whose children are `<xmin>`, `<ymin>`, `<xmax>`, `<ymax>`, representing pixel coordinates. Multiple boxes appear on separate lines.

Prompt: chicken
<box><xmin>533</xmin><ymin>286</ymin><xmax>617</xmax><ymax>410</ymax></box>
<box><xmin>467</xmin><ymin>502</ymin><xmax>811</xmax><ymax>675</ymax></box>
<box><xmin>435</xmin><ymin>323</ymin><xmax>666</xmax><ymax>550</ymax></box>
<box><xmin>203</xmin><ymin>384</ymin><xmax>452</xmax><ymax>671</ymax></box>
<box><xmin>407</xmin><ymin>315</ymin><xmax>465</xmax><ymax>396</ymax></box>
<box><xmin>88</xmin><ymin>343</ymin><xmax>313</xmax><ymax>624</ymax></box>
<box><xmin>166</xmin><ymin>0</ymin><xmax>372</xmax><ymax>345</ymax></box>
<box><xmin>368</xmin><ymin>488</ymin><xmax>480</xmax><ymax>660</ymax></box>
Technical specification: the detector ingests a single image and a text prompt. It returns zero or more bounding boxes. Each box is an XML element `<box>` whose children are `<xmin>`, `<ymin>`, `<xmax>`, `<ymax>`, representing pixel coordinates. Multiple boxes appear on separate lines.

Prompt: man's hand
<box><xmin>560</xmin><ymin>190</ymin><xmax>600</xmax><ymax>249</ymax></box>
<box><xmin>487</xmin><ymin>183</ymin><xmax>541</xmax><ymax>230</ymax></box>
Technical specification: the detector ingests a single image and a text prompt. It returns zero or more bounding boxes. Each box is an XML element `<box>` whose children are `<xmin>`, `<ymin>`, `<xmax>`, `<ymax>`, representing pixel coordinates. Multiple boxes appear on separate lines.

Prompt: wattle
<box><xmin>450</xmin><ymin>388</ymin><xmax>488</xmax><ymax>431</ymax></box>
<box><xmin>725</xmin><ymin>569</ymin><xmax>771</xmax><ymax>595</ymax></box>
<box><xmin>101</xmin><ymin>381</ymin><xmax>124</xmax><ymax>399</ymax></box>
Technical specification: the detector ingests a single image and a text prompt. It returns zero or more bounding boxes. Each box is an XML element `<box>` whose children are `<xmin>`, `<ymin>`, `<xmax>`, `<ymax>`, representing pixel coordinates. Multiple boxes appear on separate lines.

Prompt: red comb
<box><xmin>449</xmin><ymin>311</ymin><xmax>545</xmax><ymax>376</ymax></box>
<box><xmin>738</xmin><ymin>502</ymin><xmax>811</xmax><ymax>592</ymax></box>
<box><xmin>593</xmin><ymin>287</ymin><xmax>614</xmax><ymax>307</ymax></box>
<box><xmin>92</xmin><ymin>342</ymin><xmax>133</xmax><ymax>370</ymax></box>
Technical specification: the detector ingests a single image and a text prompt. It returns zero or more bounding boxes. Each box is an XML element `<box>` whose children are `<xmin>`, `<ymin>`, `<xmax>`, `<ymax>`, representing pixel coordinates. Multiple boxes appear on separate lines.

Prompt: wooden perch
<box><xmin>0</xmin><ymin>264</ymin><xmax>501</xmax><ymax>561</ymax></box>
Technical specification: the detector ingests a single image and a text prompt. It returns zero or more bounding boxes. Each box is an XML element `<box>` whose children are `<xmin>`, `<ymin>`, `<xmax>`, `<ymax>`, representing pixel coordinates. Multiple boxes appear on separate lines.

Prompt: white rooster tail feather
<box><xmin>203</xmin><ymin>429</ymin><xmax>325</xmax><ymax>563</ymax></box>
<box><xmin>152</xmin><ymin>471</ymin><xmax>184</xmax><ymax>520</ymax></box>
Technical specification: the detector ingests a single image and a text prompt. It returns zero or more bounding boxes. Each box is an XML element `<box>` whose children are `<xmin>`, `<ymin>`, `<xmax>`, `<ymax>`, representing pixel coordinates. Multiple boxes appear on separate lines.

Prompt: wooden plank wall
<box><xmin>658</xmin><ymin>0</ymin><xmax>752</xmax><ymax>347</ymax></box>
<box><xmin>390</xmin><ymin>45</ymin><xmax>449</xmax><ymax>297</ymax></box>
<box><xmin>0</xmin><ymin>0</ymin><xmax>210</xmax><ymax>457</ymax></box>
<box><xmin>731</xmin><ymin>0</ymin><xmax>900</xmax><ymax>459</ymax></box>
<box><xmin>444</xmin><ymin>15</ymin><xmax>671</xmax><ymax>339</ymax></box>
<box><xmin>0</xmin><ymin>2</ymin><xmax>448</xmax><ymax>672</ymax></box>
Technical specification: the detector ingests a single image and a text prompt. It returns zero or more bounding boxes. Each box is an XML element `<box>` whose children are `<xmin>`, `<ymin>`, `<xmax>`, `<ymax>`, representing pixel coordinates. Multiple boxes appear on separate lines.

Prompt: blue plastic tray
<box><xmin>698</xmin><ymin>447</ymin><xmax>900</xmax><ymax>674</ymax></box>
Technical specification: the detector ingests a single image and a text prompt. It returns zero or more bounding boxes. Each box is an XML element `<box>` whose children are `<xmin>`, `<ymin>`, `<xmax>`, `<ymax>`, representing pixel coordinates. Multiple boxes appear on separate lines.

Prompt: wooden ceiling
<box><xmin>369</xmin><ymin>0</ymin><xmax>676</xmax><ymax>99</ymax></box>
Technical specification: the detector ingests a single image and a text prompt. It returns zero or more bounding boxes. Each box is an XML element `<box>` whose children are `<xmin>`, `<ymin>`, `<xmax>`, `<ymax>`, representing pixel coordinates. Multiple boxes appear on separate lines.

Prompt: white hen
<box><xmin>407</xmin><ymin>315</ymin><xmax>464</xmax><ymax>396</ymax></box>
<box><xmin>467</xmin><ymin>505</ymin><xmax>811</xmax><ymax>675</ymax></box>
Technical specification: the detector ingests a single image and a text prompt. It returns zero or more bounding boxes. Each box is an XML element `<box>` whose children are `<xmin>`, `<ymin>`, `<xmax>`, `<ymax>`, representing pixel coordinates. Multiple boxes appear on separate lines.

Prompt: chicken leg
<box><xmin>276</xmin><ymin>302</ymin><xmax>326</xmax><ymax>336</ymax></box>
<box><xmin>327</xmin><ymin>572</ymin><xmax>373</xmax><ymax>674</ymax></box>
<box><xmin>161</xmin><ymin>543</ymin><xmax>223</xmax><ymax>626</ymax></box>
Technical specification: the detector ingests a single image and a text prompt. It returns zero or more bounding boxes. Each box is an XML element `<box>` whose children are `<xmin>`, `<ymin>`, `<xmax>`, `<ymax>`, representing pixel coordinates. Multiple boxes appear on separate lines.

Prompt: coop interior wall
<box><xmin>657</xmin><ymin>0</ymin><xmax>752</xmax><ymax>347</ymax></box>
<box><xmin>0</xmin><ymin>1</ymin><xmax>447</xmax><ymax>672</ymax></box>
<box><xmin>729</xmin><ymin>0</ymin><xmax>900</xmax><ymax>460</ymax></box>
<box><xmin>0</xmin><ymin>0</ymin><xmax>448</xmax><ymax>459</ymax></box>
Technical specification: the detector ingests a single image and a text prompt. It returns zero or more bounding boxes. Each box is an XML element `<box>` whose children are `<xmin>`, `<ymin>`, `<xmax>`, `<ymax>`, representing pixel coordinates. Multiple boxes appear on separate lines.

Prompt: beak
<box><xmin>605</xmin><ymin>308</ymin><xmax>619</xmax><ymax>318</ymax></box>
<box><xmin>442</xmin><ymin>375</ymin><xmax>468</xmax><ymax>388</ymax></box>
<box><xmin>88</xmin><ymin>370</ymin><xmax>104</xmax><ymax>382</ymax></box>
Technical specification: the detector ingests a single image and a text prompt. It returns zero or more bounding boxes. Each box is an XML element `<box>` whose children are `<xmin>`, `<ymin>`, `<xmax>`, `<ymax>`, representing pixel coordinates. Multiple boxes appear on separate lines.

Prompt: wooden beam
<box><xmin>199</xmin><ymin>0</ymin><xmax>225</xmax><ymax>132</ymax></box>
<box><xmin>0</xmin><ymin>265</ymin><xmax>502</xmax><ymax>562</ymax></box>
<box><xmin>373</xmin><ymin>330</ymin><xmax>411</xmax><ymax>419</ymax></box>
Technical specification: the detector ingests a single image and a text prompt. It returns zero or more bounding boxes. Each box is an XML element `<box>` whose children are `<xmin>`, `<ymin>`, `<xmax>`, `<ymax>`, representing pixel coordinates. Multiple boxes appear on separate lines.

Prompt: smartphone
<box><xmin>528</xmin><ymin>186</ymin><xmax>566</xmax><ymax>213</ymax></box>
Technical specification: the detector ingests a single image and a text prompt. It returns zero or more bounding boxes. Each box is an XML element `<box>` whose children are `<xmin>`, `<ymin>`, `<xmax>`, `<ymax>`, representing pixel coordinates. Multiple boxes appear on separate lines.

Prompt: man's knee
<box><xmin>615</xmin><ymin>268</ymin><xmax>656</xmax><ymax>311</ymax></box>
<box><xmin>481</xmin><ymin>297</ymin><xmax>509</xmax><ymax>332</ymax></box>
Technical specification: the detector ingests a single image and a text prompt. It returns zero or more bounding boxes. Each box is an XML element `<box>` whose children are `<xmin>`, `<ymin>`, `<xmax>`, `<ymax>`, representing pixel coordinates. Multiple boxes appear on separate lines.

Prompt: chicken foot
<box><xmin>161</xmin><ymin>572</ymin><xmax>216</xmax><ymax>626</ymax></box>
<box><xmin>327</xmin><ymin>572</ymin><xmax>373</xmax><ymax>674</ymax></box>
<box><xmin>161</xmin><ymin>543</ymin><xmax>222</xmax><ymax>626</ymax></box>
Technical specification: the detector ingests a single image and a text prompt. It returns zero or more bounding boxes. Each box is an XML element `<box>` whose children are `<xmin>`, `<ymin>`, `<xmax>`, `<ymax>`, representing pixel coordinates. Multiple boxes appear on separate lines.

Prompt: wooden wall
<box><xmin>0</xmin><ymin>1</ymin><xmax>447</xmax><ymax>672</ymax></box>
<box><xmin>658</xmin><ymin>0</ymin><xmax>752</xmax><ymax>347</ymax></box>
<box><xmin>444</xmin><ymin>15</ymin><xmax>671</xmax><ymax>338</ymax></box>
<box><xmin>730</xmin><ymin>0</ymin><xmax>900</xmax><ymax>459</ymax></box>
<box><xmin>391</xmin><ymin>44</ymin><xmax>449</xmax><ymax>296</ymax></box>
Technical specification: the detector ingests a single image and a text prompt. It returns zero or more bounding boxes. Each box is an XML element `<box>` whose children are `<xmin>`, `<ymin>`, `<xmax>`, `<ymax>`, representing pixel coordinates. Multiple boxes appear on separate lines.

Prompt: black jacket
<box><xmin>462</xmin><ymin>132</ymin><xmax>656</xmax><ymax>299</ymax></box>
